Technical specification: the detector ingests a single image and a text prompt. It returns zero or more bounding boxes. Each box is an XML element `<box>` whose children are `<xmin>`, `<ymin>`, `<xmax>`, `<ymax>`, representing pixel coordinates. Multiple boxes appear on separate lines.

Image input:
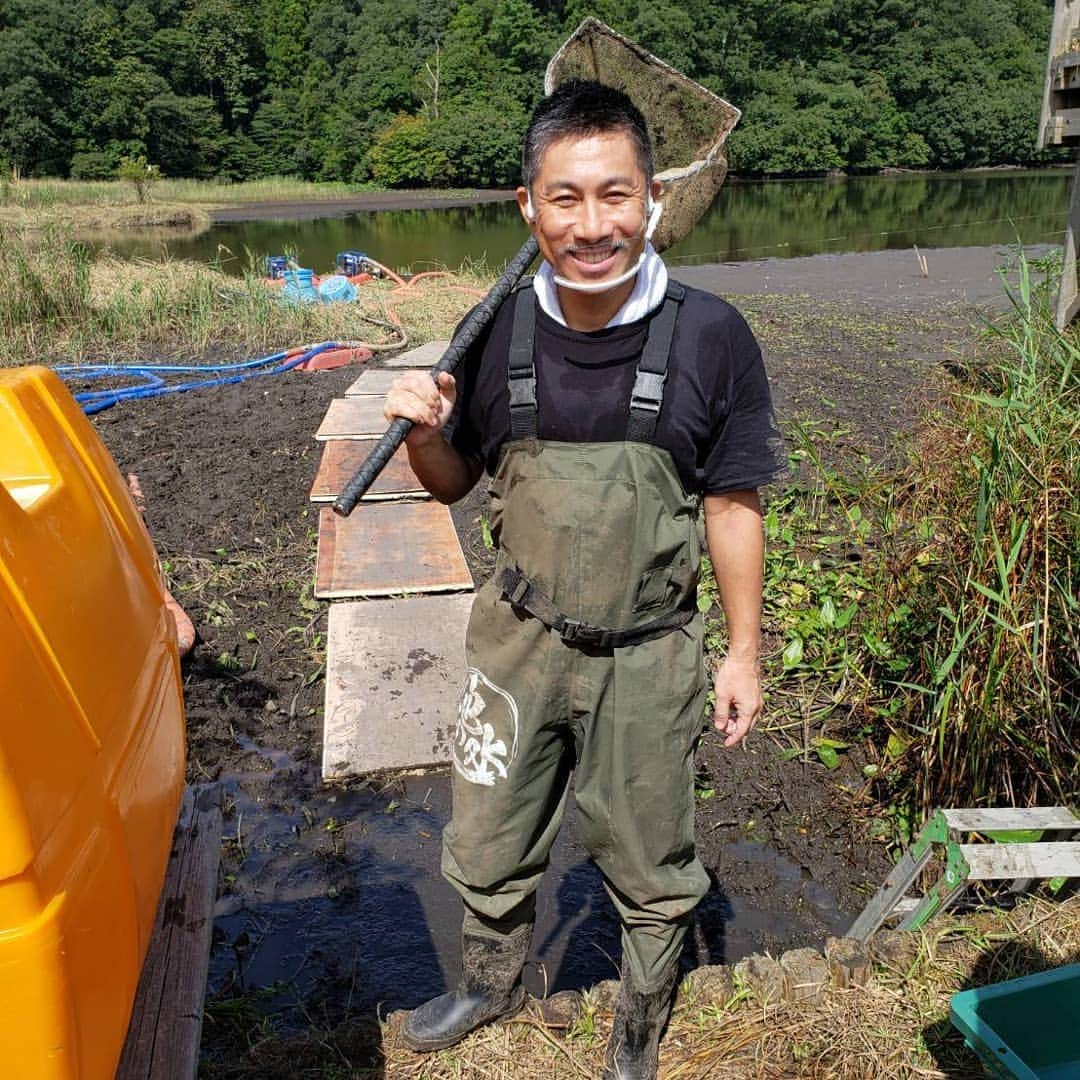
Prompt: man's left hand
<box><xmin>712</xmin><ymin>656</ymin><xmax>762</xmax><ymax>747</ymax></box>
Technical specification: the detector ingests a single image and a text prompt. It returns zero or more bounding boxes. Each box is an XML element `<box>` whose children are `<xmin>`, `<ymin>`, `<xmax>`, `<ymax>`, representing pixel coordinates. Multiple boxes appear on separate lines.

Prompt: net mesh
<box><xmin>545</xmin><ymin>18</ymin><xmax>740</xmax><ymax>253</ymax></box>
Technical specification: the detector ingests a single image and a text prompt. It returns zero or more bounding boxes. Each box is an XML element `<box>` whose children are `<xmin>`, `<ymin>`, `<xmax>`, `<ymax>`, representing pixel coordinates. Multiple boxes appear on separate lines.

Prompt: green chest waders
<box><xmin>442</xmin><ymin>282</ymin><xmax>711</xmax><ymax>994</ymax></box>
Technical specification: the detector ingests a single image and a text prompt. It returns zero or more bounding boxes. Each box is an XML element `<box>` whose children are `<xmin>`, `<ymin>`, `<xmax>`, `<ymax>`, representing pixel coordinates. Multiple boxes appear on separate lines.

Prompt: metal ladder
<box><xmin>847</xmin><ymin>807</ymin><xmax>1080</xmax><ymax>944</ymax></box>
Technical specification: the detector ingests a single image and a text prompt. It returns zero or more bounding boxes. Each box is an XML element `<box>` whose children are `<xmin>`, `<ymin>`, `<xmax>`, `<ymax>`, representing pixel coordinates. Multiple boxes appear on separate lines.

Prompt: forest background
<box><xmin>0</xmin><ymin>0</ymin><xmax>1064</xmax><ymax>188</ymax></box>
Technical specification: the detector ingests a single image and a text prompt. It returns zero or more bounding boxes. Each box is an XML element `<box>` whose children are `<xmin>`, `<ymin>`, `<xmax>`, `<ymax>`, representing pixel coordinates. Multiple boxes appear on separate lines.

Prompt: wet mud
<box><xmin>87</xmin><ymin>246</ymin><xmax>1008</xmax><ymax>1070</ymax></box>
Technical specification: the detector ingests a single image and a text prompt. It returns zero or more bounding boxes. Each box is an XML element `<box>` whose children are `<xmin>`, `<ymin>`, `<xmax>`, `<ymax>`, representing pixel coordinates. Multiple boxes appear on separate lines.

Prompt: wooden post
<box><xmin>1057</xmin><ymin>150</ymin><xmax>1080</xmax><ymax>329</ymax></box>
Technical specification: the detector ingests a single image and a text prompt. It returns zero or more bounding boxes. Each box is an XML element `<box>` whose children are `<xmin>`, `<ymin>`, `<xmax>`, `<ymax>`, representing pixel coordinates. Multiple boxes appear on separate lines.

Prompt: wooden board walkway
<box><xmin>380</xmin><ymin>341</ymin><xmax>449</xmax><ymax>368</ymax></box>
<box><xmin>315</xmin><ymin>502</ymin><xmax>472</xmax><ymax>599</ymax></box>
<box><xmin>310</xmin><ymin>440</ymin><xmax>428</xmax><ymax>502</ymax></box>
<box><xmin>315</xmin><ymin>397</ymin><xmax>392</xmax><ymax>440</ymax></box>
<box><xmin>117</xmin><ymin>784</ymin><xmax>223</xmax><ymax>1080</ymax></box>
<box><xmin>313</xmin><ymin>355</ymin><xmax>473</xmax><ymax>776</ymax></box>
<box><xmin>344</xmin><ymin>368</ymin><xmax>427</xmax><ymax>397</ymax></box>
<box><xmin>322</xmin><ymin>596</ymin><xmax>472</xmax><ymax>778</ymax></box>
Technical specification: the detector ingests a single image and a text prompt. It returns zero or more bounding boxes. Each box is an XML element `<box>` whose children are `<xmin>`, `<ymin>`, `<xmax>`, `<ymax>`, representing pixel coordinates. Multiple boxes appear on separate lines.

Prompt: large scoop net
<box><xmin>546</xmin><ymin>18</ymin><xmax>741</xmax><ymax>253</ymax></box>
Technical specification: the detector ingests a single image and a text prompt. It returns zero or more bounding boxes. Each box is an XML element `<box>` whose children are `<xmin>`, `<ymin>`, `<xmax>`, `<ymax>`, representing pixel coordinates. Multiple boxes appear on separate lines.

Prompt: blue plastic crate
<box><xmin>950</xmin><ymin>963</ymin><xmax>1080</xmax><ymax>1079</ymax></box>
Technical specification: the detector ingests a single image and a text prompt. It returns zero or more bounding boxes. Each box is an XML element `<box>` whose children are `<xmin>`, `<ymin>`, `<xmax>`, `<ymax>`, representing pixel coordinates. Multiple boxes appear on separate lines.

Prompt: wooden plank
<box><xmin>315</xmin><ymin>502</ymin><xmax>473</xmax><ymax>599</ymax></box>
<box><xmin>344</xmin><ymin>368</ymin><xmax>428</xmax><ymax>397</ymax></box>
<box><xmin>314</xmin><ymin>397</ymin><xmax>390</xmax><ymax>440</ymax></box>
<box><xmin>382</xmin><ymin>341</ymin><xmax>450</xmax><ymax>368</ymax></box>
<box><xmin>1041</xmin><ymin>0</ymin><xmax>1080</xmax><ymax>148</ymax></box>
<box><xmin>322</xmin><ymin>594</ymin><xmax>472</xmax><ymax>777</ymax></box>
<box><xmin>1048</xmin><ymin>108</ymin><xmax>1080</xmax><ymax>143</ymax></box>
<box><xmin>117</xmin><ymin>784</ymin><xmax>223</xmax><ymax>1080</ymax></box>
<box><xmin>1051</xmin><ymin>51</ymin><xmax>1080</xmax><ymax>89</ymax></box>
<box><xmin>960</xmin><ymin>842</ymin><xmax>1080</xmax><ymax>881</ymax></box>
<box><xmin>310</xmin><ymin>440</ymin><xmax>429</xmax><ymax>502</ymax></box>
<box><xmin>941</xmin><ymin>807</ymin><xmax>1079</xmax><ymax>832</ymax></box>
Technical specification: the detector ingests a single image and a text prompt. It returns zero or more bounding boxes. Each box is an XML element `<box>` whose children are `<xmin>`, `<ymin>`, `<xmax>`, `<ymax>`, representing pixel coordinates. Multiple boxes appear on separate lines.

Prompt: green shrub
<box><xmin>366</xmin><ymin>117</ymin><xmax>450</xmax><ymax>188</ymax></box>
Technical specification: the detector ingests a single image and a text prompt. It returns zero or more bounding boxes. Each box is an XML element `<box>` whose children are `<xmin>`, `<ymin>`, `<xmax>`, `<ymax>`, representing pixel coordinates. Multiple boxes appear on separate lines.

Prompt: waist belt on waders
<box><xmin>497</xmin><ymin>278</ymin><xmax>695</xmax><ymax>650</ymax></box>
<box><xmin>498</xmin><ymin>562</ymin><xmax>695</xmax><ymax>648</ymax></box>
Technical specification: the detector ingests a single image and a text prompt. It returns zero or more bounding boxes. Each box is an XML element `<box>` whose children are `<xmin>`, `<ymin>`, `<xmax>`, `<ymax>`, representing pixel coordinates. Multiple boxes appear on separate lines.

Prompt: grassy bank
<box><xmin>198</xmin><ymin>896</ymin><xmax>1078</xmax><ymax>1079</ymax></box>
<box><xmin>0</xmin><ymin>229</ymin><xmax>490</xmax><ymax>364</ymax></box>
<box><xmin>736</xmin><ymin>252</ymin><xmax>1078</xmax><ymax>833</ymax></box>
<box><xmin>0</xmin><ymin>176</ymin><xmax>482</xmax><ymax>231</ymax></box>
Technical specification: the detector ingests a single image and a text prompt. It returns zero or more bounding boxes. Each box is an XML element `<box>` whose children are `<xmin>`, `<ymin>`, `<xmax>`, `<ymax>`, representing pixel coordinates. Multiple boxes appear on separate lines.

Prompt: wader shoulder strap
<box><xmin>498</xmin><ymin>562</ymin><xmax>694</xmax><ymax>650</ymax></box>
<box><xmin>507</xmin><ymin>284</ymin><xmax>538</xmax><ymax>440</ymax></box>
<box><xmin>626</xmin><ymin>280</ymin><xmax>685</xmax><ymax>444</ymax></box>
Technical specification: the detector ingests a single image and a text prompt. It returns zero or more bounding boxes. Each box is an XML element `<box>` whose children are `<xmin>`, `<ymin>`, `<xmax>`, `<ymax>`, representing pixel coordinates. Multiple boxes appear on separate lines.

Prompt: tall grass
<box><xmin>0</xmin><ymin>176</ymin><xmax>476</xmax><ymax>210</ymax></box>
<box><xmin>741</xmin><ymin>254</ymin><xmax>1076</xmax><ymax>826</ymax></box>
<box><xmin>879</xmin><ymin>253</ymin><xmax>1077</xmax><ymax>815</ymax></box>
<box><xmin>0</xmin><ymin>228</ymin><xmax>486</xmax><ymax>363</ymax></box>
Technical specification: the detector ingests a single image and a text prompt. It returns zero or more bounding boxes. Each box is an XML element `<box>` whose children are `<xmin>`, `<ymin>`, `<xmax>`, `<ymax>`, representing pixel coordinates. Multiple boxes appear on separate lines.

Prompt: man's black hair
<box><xmin>522</xmin><ymin>80</ymin><xmax>654</xmax><ymax>190</ymax></box>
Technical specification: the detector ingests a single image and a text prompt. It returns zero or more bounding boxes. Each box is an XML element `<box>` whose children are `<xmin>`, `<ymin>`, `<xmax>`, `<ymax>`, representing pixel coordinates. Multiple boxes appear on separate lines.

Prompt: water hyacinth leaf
<box><xmin>816</xmin><ymin>737</ymin><xmax>850</xmax><ymax>750</ymax></box>
<box><xmin>820</xmin><ymin>596</ymin><xmax>837</xmax><ymax>627</ymax></box>
<box><xmin>885</xmin><ymin>732</ymin><xmax>910</xmax><ymax>760</ymax></box>
<box><xmin>816</xmin><ymin>744</ymin><xmax>840</xmax><ymax>769</ymax></box>
<box><xmin>835</xmin><ymin>602</ymin><xmax>858</xmax><ymax>630</ymax></box>
<box><xmin>782</xmin><ymin>636</ymin><xmax>804</xmax><ymax>669</ymax></box>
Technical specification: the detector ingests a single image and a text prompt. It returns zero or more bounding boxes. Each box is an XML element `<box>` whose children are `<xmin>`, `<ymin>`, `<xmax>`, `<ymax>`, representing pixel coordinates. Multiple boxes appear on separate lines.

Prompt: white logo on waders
<box><xmin>452</xmin><ymin>668</ymin><xmax>519</xmax><ymax>786</ymax></box>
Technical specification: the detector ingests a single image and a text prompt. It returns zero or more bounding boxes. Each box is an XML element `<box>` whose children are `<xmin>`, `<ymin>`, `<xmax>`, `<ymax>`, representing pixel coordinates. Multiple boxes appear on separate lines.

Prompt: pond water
<box><xmin>107</xmin><ymin>169</ymin><xmax>1069</xmax><ymax>275</ymax></box>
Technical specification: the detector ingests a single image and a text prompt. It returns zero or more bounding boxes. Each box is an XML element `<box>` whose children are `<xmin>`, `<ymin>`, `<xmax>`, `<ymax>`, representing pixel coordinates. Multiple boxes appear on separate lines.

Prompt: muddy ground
<box><xmin>89</xmin><ymin>245</ymin><xmax>1025</xmax><ymax>1078</ymax></box>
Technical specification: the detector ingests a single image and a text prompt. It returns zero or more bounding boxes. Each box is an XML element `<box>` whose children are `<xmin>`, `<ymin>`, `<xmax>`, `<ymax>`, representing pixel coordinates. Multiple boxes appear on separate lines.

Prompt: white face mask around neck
<box><xmin>525</xmin><ymin>193</ymin><xmax>664</xmax><ymax>294</ymax></box>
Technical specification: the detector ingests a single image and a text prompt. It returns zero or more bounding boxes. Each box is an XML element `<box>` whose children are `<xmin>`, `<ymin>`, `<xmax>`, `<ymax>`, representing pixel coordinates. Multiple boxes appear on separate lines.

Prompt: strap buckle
<box><xmin>508</xmin><ymin>372</ymin><xmax>537</xmax><ymax>409</ymax></box>
<box><xmin>559</xmin><ymin>619</ymin><xmax>607</xmax><ymax>648</ymax></box>
<box><xmin>630</xmin><ymin>370</ymin><xmax>666</xmax><ymax>415</ymax></box>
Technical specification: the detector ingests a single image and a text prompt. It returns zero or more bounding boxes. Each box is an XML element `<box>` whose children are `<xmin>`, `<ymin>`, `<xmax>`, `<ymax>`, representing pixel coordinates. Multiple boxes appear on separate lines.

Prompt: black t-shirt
<box><xmin>449</xmin><ymin>283</ymin><xmax>787</xmax><ymax>495</ymax></box>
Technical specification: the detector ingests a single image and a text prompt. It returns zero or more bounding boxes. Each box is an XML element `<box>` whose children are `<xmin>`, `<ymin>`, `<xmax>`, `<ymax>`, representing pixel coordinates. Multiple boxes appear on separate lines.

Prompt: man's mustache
<box><xmin>562</xmin><ymin>239</ymin><xmax>630</xmax><ymax>256</ymax></box>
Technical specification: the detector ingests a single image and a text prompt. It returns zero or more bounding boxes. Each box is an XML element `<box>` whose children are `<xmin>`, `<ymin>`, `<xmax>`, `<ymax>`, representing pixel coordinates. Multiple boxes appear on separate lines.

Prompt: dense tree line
<box><xmin>0</xmin><ymin>0</ymin><xmax>1060</xmax><ymax>185</ymax></box>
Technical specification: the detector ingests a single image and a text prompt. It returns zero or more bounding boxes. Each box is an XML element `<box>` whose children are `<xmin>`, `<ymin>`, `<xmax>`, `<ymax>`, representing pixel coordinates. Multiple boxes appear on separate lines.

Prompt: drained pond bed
<box><xmin>85</xmin><ymin>245</ymin><xmax>1071</xmax><ymax>1078</ymax></box>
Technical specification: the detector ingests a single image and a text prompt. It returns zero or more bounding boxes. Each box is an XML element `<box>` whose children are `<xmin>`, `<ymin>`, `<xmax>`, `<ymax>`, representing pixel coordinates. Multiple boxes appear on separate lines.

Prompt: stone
<box><xmin>681</xmin><ymin>964</ymin><xmax>735</xmax><ymax>1007</ymax></box>
<box><xmin>733</xmin><ymin>953</ymin><xmax>788</xmax><ymax>1006</ymax></box>
<box><xmin>826</xmin><ymin>936</ymin><xmax>872</xmax><ymax>989</ymax></box>
<box><xmin>588</xmin><ymin>979</ymin><xmax>621</xmax><ymax>1011</ymax></box>
<box><xmin>779</xmin><ymin>948</ymin><xmax>829</xmax><ymax>1004</ymax></box>
<box><xmin>528</xmin><ymin>990</ymin><xmax>584</xmax><ymax>1028</ymax></box>
<box><xmin>869</xmin><ymin>929</ymin><xmax>920</xmax><ymax>972</ymax></box>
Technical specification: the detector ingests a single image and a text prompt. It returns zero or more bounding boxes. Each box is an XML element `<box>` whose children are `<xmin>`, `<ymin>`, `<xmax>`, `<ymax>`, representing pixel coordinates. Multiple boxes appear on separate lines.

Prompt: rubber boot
<box><xmin>402</xmin><ymin>923</ymin><xmax>531</xmax><ymax>1052</ymax></box>
<box><xmin>602</xmin><ymin>963</ymin><xmax>679</xmax><ymax>1080</ymax></box>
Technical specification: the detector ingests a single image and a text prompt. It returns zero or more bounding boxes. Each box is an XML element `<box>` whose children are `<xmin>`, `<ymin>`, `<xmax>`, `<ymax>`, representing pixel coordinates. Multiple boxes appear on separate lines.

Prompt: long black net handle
<box><xmin>332</xmin><ymin>235</ymin><xmax>540</xmax><ymax>517</ymax></box>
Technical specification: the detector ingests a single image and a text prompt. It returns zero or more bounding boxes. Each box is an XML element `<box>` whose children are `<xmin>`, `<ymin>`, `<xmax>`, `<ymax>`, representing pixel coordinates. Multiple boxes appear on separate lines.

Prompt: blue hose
<box><xmin>56</xmin><ymin>343</ymin><xmax>342</xmax><ymax>415</ymax></box>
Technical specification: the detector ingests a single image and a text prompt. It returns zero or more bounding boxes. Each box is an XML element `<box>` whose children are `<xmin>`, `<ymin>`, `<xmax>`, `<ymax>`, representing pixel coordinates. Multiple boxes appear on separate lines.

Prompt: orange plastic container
<box><xmin>0</xmin><ymin>368</ymin><xmax>185</xmax><ymax>1078</ymax></box>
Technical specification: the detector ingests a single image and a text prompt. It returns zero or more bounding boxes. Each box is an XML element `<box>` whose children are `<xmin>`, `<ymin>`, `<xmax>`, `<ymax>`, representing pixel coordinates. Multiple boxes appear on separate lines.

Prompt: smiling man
<box><xmin>385</xmin><ymin>80</ymin><xmax>786</xmax><ymax>1079</ymax></box>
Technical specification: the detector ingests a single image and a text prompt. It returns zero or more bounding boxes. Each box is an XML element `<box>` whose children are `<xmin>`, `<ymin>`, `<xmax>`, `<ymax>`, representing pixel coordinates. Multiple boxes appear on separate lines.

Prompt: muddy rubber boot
<box><xmin>402</xmin><ymin>924</ymin><xmax>531</xmax><ymax>1052</ymax></box>
<box><xmin>602</xmin><ymin>963</ymin><xmax>679</xmax><ymax>1080</ymax></box>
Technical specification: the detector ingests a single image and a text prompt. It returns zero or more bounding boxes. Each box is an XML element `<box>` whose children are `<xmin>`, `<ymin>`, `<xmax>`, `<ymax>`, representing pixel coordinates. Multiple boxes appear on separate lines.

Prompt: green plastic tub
<box><xmin>950</xmin><ymin>964</ymin><xmax>1080</xmax><ymax>1079</ymax></box>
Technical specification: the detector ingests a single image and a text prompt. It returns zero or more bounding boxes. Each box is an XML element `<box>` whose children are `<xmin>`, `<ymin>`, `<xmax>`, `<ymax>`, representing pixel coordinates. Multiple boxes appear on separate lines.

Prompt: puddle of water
<box><xmin>209</xmin><ymin>765</ymin><xmax>856</xmax><ymax>1028</ymax></box>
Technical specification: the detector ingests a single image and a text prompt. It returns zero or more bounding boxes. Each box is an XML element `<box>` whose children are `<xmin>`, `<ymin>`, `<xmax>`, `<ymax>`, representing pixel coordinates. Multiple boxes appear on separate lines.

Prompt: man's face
<box><xmin>517</xmin><ymin>130</ymin><xmax>661</xmax><ymax>289</ymax></box>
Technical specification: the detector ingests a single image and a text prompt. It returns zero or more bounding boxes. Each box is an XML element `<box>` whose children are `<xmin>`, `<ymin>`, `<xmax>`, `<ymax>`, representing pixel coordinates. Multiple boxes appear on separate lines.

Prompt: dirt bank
<box><xmin>210</xmin><ymin>188</ymin><xmax>517</xmax><ymax>223</ymax></box>
<box><xmin>87</xmin><ymin>245</ymin><xmax>1012</xmax><ymax>1077</ymax></box>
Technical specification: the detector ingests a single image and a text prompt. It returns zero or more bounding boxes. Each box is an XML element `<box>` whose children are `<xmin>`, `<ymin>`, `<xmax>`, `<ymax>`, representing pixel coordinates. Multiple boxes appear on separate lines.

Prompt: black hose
<box><xmin>332</xmin><ymin>235</ymin><xmax>540</xmax><ymax>516</ymax></box>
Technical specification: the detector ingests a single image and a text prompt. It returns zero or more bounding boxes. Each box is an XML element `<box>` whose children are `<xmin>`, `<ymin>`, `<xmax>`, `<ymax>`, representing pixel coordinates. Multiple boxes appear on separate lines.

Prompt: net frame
<box><xmin>545</xmin><ymin>18</ymin><xmax>741</xmax><ymax>253</ymax></box>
